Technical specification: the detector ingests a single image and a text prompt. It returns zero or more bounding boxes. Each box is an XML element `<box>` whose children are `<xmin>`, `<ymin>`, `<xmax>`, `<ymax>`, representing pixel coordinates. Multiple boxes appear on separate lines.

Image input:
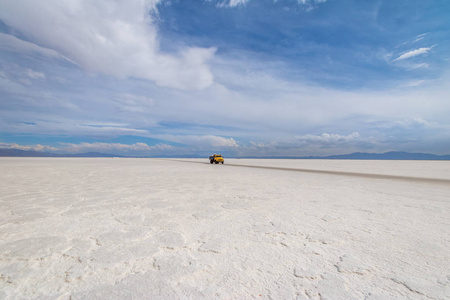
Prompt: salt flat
<box><xmin>1</xmin><ymin>158</ymin><xmax>449</xmax><ymax>299</ymax></box>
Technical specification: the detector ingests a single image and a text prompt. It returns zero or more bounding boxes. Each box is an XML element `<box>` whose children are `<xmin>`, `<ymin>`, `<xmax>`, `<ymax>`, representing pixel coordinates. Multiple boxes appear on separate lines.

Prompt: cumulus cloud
<box><xmin>0</xmin><ymin>142</ymin><xmax>57</xmax><ymax>152</ymax></box>
<box><xmin>0</xmin><ymin>0</ymin><xmax>216</xmax><ymax>90</ymax></box>
<box><xmin>393</xmin><ymin>46</ymin><xmax>435</xmax><ymax>61</ymax></box>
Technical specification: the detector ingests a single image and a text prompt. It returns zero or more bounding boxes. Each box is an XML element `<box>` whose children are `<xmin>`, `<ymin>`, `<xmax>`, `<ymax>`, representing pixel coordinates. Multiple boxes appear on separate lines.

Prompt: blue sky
<box><xmin>0</xmin><ymin>0</ymin><xmax>449</xmax><ymax>157</ymax></box>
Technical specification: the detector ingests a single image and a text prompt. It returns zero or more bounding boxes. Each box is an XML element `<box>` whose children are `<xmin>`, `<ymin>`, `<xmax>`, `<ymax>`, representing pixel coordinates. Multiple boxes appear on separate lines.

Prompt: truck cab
<box><xmin>209</xmin><ymin>154</ymin><xmax>224</xmax><ymax>164</ymax></box>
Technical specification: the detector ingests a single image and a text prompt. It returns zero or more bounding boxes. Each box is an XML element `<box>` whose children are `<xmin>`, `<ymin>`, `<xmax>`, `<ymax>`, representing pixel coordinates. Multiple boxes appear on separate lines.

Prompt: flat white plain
<box><xmin>1</xmin><ymin>158</ymin><xmax>449</xmax><ymax>299</ymax></box>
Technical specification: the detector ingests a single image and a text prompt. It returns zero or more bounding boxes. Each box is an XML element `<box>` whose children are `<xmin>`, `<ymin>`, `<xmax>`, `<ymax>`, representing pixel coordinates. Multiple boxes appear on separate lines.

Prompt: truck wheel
<box><xmin>221</xmin><ymin>162</ymin><xmax>224</xmax><ymax>164</ymax></box>
<box><xmin>210</xmin><ymin>160</ymin><xmax>213</xmax><ymax>164</ymax></box>
<box><xmin>215</xmin><ymin>161</ymin><xmax>219</xmax><ymax>164</ymax></box>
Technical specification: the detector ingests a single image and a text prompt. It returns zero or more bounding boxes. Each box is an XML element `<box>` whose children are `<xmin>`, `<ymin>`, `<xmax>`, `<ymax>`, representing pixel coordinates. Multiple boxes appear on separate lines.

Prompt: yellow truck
<box><xmin>209</xmin><ymin>154</ymin><xmax>224</xmax><ymax>164</ymax></box>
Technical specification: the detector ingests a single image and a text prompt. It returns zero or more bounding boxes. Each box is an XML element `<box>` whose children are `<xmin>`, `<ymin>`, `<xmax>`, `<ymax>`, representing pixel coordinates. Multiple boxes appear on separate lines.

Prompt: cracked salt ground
<box><xmin>1</xmin><ymin>158</ymin><xmax>450</xmax><ymax>299</ymax></box>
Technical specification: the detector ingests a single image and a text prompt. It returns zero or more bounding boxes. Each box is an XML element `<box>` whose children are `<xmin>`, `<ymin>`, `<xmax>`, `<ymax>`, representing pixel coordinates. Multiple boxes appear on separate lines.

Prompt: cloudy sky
<box><xmin>1</xmin><ymin>0</ymin><xmax>449</xmax><ymax>157</ymax></box>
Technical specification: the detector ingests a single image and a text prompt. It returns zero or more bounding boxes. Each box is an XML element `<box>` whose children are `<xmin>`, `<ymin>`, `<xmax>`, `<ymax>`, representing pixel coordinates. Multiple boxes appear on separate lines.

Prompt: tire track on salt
<box><xmin>163</xmin><ymin>159</ymin><xmax>450</xmax><ymax>185</ymax></box>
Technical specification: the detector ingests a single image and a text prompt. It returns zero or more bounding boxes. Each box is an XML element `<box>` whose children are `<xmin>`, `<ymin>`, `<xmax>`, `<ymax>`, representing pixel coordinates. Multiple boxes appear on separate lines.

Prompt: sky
<box><xmin>0</xmin><ymin>0</ymin><xmax>449</xmax><ymax>157</ymax></box>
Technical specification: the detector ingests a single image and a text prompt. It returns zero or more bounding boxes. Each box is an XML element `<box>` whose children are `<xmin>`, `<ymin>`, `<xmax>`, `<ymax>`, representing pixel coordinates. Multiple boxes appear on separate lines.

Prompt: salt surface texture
<box><xmin>1</xmin><ymin>158</ymin><xmax>449</xmax><ymax>299</ymax></box>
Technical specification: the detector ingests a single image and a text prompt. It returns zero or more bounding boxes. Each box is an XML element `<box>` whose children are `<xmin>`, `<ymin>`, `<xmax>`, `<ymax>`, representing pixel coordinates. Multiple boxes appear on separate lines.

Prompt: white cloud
<box><xmin>403</xmin><ymin>80</ymin><xmax>428</xmax><ymax>87</ymax></box>
<box><xmin>113</xmin><ymin>93</ymin><xmax>155</xmax><ymax>113</ymax></box>
<box><xmin>158</xmin><ymin>134</ymin><xmax>238</xmax><ymax>148</ymax></box>
<box><xmin>229</xmin><ymin>0</ymin><xmax>249</xmax><ymax>6</ymax></box>
<box><xmin>295</xmin><ymin>132</ymin><xmax>360</xmax><ymax>143</ymax></box>
<box><xmin>26</xmin><ymin>69</ymin><xmax>46</xmax><ymax>80</ymax></box>
<box><xmin>0</xmin><ymin>64</ymin><xmax>45</xmax><ymax>87</ymax></box>
<box><xmin>298</xmin><ymin>0</ymin><xmax>327</xmax><ymax>3</ymax></box>
<box><xmin>413</xmin><ymin>33</ymin><xmax>428</xmax><ymax>43</ymax></box>
<box><xmin>0</xmin><ymin>33</ymin><xmax>72</xmax><ymax>62</ymax></box>
<box><xmin>217</xmin><ymin>0</ymin><xmax>249</xmax><ymax>7</ymax></box>
<box><xmin>0</xmin><ymin>0</ymin><xmax>216</xmax><ymax>90</ymax></box>
<box><xmin>217</xmin><ymin>0</ymin><xmax>325</xmax><ymax>8</ymax></box>
<box><xmin>77</xmin><ymin>125</ymin><xmax>149</xmax><ymax>135</ymax></box>
<box><xmin>0</xmin><ymin>117</ymin><xmax>151</xmax><ymax>137</ymax></box>
<box><xmin>0</xmin><ymin>141</ymin><xmax>175</xmax><ymax>155</ymax></box>
<box><xmin>393</xmin><ymin>46</ymin><xmax>435</xmax><ymax>61</ymax></box>
<box><xmin>202</xmin><ymin>135</ymin><xmax>238</xmax><ymax>147</ymax></box>
<box><xmin>249</xmin><ymin>141</ymin><xmax>277</xmax><ymax>149</ymax></box>
<box><xmin>60</xmin><ymin>142</ymin><xmax>173</xmax><ymax>153</ymax></box>
<box><xmin>0</xmin><ymin>142</ymin><xmax>57</xmax><ymax>152</ymax></box>
<box><xmin>393</xmin><ymin>117</ymin><xmax>437</xmax><ymax>129</ymax></box>
<box><xmin>408</xmin><ymin>63</ymin><xmax>429</xmax><ymax>70</ymax></box>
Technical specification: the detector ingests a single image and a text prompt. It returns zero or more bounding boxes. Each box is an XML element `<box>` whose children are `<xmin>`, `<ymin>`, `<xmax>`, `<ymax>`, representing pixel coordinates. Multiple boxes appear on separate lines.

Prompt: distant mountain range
<box><xmin>0</xmin><ymin>148</ymin><xmax>449</xmax><ymax>160</ymax></box>
<box><xmin>277</xmin><ymin>151</ymin><xmax>450</xmax><ymax>160</ymax></box>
